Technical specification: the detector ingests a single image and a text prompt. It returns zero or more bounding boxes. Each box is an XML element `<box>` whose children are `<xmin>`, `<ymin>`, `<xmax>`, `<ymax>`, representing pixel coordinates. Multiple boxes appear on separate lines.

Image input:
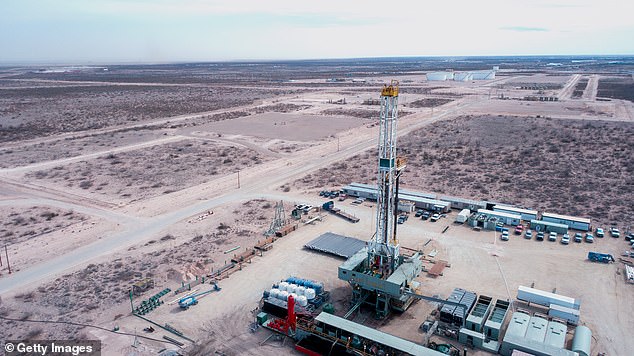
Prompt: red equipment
<box><xmin>267</xmin><ymin>295</ymin><xmax>297</xmax><ymax>335</ymax></box>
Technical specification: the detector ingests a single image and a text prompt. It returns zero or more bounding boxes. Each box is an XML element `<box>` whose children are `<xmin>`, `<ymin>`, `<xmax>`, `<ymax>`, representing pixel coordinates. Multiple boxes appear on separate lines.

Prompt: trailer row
<box><xmin>343</xmin><ymin>182</ymin><xmax>592</xmax><ymax>231</ymax></box>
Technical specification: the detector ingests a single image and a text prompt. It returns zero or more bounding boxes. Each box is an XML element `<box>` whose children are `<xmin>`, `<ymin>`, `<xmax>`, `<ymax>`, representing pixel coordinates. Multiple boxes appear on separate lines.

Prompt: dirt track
<box><xmin>0</xmin><ymin>64</ymin><xmax>632</xmax><ymax>355</ymax></box>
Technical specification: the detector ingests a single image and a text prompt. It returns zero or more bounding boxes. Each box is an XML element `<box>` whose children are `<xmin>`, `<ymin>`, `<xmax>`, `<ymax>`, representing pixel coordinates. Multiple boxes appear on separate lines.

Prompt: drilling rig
<box><xmin>338</xmin><ymin>81</ymin><xmax>423</xmax><ymax>318</ymax></box>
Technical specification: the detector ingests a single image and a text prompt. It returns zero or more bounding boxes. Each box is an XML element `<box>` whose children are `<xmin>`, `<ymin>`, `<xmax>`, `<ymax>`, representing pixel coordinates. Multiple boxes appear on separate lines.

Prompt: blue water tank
<box><xmin>312</xmin><ymin>282</ymin><xmax>324</xmax><ymax>294</ymax></box>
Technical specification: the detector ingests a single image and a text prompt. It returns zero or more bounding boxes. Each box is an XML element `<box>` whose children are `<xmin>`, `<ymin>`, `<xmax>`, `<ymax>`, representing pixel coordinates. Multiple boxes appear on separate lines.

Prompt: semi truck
<box><xmin>587</xmin><ymin>252</ymin><xmax>615</xmax><ymax>263</ymax></box>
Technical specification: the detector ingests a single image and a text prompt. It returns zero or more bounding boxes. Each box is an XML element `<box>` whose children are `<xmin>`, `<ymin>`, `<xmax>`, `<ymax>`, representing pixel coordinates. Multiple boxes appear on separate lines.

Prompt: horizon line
<box><xmin>2</xmin><ymin>53</ymin><xmax>634</xmax><ymax>67</ymax></box>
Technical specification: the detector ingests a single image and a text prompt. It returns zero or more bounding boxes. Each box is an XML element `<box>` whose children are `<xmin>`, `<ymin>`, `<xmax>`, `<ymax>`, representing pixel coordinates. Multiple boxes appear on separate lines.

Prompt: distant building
<box><xmin>426</xmin><ymin>67</ymin><xmax>496</xmax><ymax>81</ymax></box>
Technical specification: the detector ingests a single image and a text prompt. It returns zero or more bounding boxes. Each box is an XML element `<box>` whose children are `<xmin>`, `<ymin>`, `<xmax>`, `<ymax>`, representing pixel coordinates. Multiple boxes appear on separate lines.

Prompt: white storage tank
<box><xmin>296</xmin><ymin>286</ymin><xmax>306</xmax><ymax>296</ymax></box>
<box><xmin>278</xmin><ymin>290</ymin><xmax>289</xmax><ymax>301</ymax></box>
<box><xmin>269</xmin><ymin>288</ymin><xmax>279</xmax><ymax>299</ymax></box>
<box><xmin>296</xmin><ymin>295</ymin><xmax>308</xmax><ymax>307</ymax></box>
<box><xmin>305</xmin><ymin>288</ymin><xmax>316</xmax><ymax>300</ymax></box>
<box><xmin>278</xmin><ymin>282</ymin><xmax>289</xmax><ymax>291</ymax></box>
<box><xmin>471</xmin><ymin>70</ymin><xmax>495</xmax><ymax>80</ymax></box>
<box><xmin>287</xmin><ymin>284</ymin><xmax>298</xmax><ymax>294</ymax></box>
<box><xmin>454</xmin><ymin>72</ymin><xmax>473</xmax><ymax>81</ymax></box>
<box><xmin>426</xmin><ymin>72</ymin><xmax>448</xmax><ymax>81</ymax></box>
<box><xmin>290</xmin><ymin>293</ymin><xmax>298</xmax><ymax>302</ymax></box>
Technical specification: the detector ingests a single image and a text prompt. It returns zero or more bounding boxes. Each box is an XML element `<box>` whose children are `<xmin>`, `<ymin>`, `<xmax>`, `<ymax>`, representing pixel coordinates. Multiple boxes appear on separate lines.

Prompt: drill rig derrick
<box><xmin>338</xmin><ymin>80</ymin><xmax>422</xmax><ymax>319</ymax></box>
<box><xmin>368</xmin><ymin>80</ymin><xmax>406</xmax><ymax>277</ymax></box>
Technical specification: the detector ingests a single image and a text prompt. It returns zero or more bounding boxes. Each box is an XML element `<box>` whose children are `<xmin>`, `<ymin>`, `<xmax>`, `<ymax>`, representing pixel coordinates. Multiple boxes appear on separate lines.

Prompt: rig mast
<box><xmin>338</xmin><ymin>80</ymin><xmax>421</xmax><ymax>318</ymax></box>
<box><xmin>368</xmin><ymin>80</ymin><xmax>406</xmax><ymax>276</ymax></box>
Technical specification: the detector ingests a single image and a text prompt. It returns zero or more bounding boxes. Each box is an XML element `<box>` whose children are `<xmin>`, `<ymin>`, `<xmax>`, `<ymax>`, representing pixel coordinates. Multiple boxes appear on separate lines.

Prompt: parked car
<box><xmin>431</xmin><ymin>213</ymin><xmax>440</xmax><ymax>222</ymax></box>
<box><xmin>574</xmin><ymin>232</ymin><xmax>583</xmax><ymax>243</ymax></box>
<box><xmin>610</xmin><ymin>227</ymin><xmax>620</xmax><ymax>238</ymax></box>
<box><xmin>536</xmin><ymin>231</ymin><xmax>544</xmax><ymax>241</ymax></box>
<box><xmin>596</xmin><ymin>227</ymin><xmax>605</xmax><ymax>238</ymax></box>
<box><xmin>415</xmin><ymin>210</ymin><xmax>424</xmax><ymax>217</ymax></box>
<box><xmin>352</xmin><ymin>197</ymin><xmax>365</xmax><ymax>204</ymax></box>
<box><xmin>561</xmin><ymin>234</ymin><xmax>570</xmax><ymax>245</ymax></box>
<box><xmin>514</xmin><ymin>225</ymin><xmax>524</xmax><ymax>235</ymax></box>
<box><xmin>626</xmin><ymin>232</ymin><xmax>634</xmax><ymax>242</ymax></box>
<box><xmin>524</xmin><ymin>230</ymin><xmax>533</xmax><ymax>240</ymax></box>
<box><xmin>548</xmin><ymin>232</ymin><xmax>557</xmax><ymax>242</ymax></box>
<box><xmin>585</xmin><ymin>233</ymin><xmax>594</xmax><ymax>243</ymax></box>
<box><xmin>501</xmin><ymin>231</ymin><xmax>509</xmax><ymax>241</ymax></box>
<box><xmin>495</xmin><ymin>221</ymin><xmax>504</xmax><ymax>231</ymax></box>
<box><xmin>421</xmin><ymin>211</ymin><xmax>431</xmax><ymax>220</ymax></box>
<box><xmin>397</xmin><ymin>216</ymin><xmax>406</xmax><ymax>224</ymax></box>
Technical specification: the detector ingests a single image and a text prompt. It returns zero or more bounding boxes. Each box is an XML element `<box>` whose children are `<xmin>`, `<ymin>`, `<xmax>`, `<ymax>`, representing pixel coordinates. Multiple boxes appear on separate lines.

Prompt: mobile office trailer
<box><xmin>493</xmin><ymin>205</ymin><xmax>538</xmax><ymax>221</ymax></box>
<box><xmin>517</xmin><ymin>286</ymin><xmax>580</xmax><ymax>310</ymax></box>
<box><xmin>541</xmin><ymin>212</ymin><xmax>591</xmax><ymax>231</ymax></box>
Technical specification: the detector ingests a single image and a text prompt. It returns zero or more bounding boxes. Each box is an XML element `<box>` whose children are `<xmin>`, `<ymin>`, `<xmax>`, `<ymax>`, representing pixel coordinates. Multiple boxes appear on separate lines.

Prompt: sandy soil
<box><xmin>0</xmin><ymin>128</ymin><xmax>168</xmax><ymax>169</ymax></box>
<box><xmin>192</xmin><ymin>112</ymin><xmax>370</xmax><ymax>141</ymax></box>
<box><xmin>0</xmin><ymin>198</ymin><xmax>277</xmax><ymax>342</ymax></box>
<box><xmin>294</xmin><ymin>115</ymin><xmax>634</xmax><ymax>227</ymax></box>
<box><xmin>82</xmin><ymin>200</ymin><xmax>633</xmax><ymax>356</ymax></box>
<box><xmin>0</xmin><ymin>64</ymin><xmax>631</xmax><ymax>356</ymax></box>
<box><xmin>22</xmin><ymin>140</ymin><xmax>270</xmax><ymax>204</ymax></box>
<box><xmin>0</xmin><ymin>85</ymin><xmax>286</xmax><ymax>142</ymax></box>
<box><xmin>0</xmin><ymin>205</ymin><xmax>86</xmax><ymax>245</ymax></box>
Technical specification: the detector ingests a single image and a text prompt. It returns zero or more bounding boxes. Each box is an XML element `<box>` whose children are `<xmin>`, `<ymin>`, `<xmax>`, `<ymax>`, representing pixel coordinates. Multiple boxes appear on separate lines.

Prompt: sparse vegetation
<box><xmin>0</xmin><ymin>207</ymin><xmax>85</xmax><ymax>245</ymax></box>
<box><xmin>25</xmin><ymin>140</ymin><xmax>269</xmax><ymax>203</ymax></box>
<box><xmin>296</xmin><ymin>115</ymin><xmax>634</xmax><ymax>226</ymax></box>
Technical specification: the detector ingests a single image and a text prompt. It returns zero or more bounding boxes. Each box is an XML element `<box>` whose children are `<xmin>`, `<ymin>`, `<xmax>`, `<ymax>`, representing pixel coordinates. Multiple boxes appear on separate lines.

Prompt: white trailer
<box><xmin>517</xmin><ymin>286</ymin><xmax>580</xmax><ymax>310</ymax></box>
<box><xmin>541</xmin><ymin>212</ymin><xmax>591</xmax><ymax>231</ymax></box>
<box><xmin>548</xmin><ymin>304</ymin><xmax>580</xmax><ymax>325</ymax></box>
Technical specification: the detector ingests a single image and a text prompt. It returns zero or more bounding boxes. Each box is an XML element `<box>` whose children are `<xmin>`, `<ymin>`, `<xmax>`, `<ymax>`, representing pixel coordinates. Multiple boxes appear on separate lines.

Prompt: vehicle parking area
<box><xmin>304</xmin><ymin>194</ymin><xmax>633</xmax><ymax>355</ymax></box>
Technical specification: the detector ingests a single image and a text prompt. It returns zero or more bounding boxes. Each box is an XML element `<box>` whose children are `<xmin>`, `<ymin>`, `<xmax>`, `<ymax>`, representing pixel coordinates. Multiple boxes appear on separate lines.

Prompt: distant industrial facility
<box><xmin>426</xmin><ymin>67</ymin><xmax>497</xmax><ymax>81</ymax></box>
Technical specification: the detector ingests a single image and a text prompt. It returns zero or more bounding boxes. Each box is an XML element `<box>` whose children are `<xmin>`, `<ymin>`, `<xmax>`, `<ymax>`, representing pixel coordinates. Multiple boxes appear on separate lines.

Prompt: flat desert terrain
<box><xmin>0</xmin><ymin>58</ymin><xmax>633</xmax><ymax>356</ymax></box>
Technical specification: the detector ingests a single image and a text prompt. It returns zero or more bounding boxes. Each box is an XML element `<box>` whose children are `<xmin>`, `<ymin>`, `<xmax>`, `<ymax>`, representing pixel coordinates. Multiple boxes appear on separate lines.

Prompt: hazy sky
<box><xmin>1</xmin><ymin>0</ymin><xmax>633</xmax><ymax>63</ymax></box>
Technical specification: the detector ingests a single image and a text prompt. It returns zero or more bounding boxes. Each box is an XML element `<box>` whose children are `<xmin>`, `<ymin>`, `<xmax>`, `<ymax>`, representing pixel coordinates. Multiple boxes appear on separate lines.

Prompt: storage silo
<box><xmin>426</xmin><ymin>72</ymin><xmax>448</xmax><ymax>81</ymax></box>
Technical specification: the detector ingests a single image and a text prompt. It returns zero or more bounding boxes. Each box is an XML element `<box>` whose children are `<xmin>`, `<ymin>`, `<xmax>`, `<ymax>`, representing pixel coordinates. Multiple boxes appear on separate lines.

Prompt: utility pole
<box><xmin>237</xmin><ymin>171</ymin><xmax>240</xmax><ymax>189</ymax></box>
<box><xmin>337</xmin><ymin>137</ymin><xmax>340</xmax><ymax>152</ymax></box>
<box><xmin>5</xmin><ymin>244</ymin><xmax>11</xmax><ymax>274</ymax></box>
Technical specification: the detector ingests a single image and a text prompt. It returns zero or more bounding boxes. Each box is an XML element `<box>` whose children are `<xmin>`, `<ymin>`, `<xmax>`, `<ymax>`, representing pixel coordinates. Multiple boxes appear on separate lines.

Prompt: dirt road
<box><xmin>0</xmin><ymin>94</ymin><xmax>483</xmax><ymax>295</ymax></box>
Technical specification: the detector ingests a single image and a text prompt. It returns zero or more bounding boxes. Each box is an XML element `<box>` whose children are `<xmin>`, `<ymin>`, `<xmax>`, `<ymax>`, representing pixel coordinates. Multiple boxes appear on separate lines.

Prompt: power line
<box><xmin>0</xmin><ymin>315</ymin><xmax>181</xmax><ymax>346</ymax></box>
